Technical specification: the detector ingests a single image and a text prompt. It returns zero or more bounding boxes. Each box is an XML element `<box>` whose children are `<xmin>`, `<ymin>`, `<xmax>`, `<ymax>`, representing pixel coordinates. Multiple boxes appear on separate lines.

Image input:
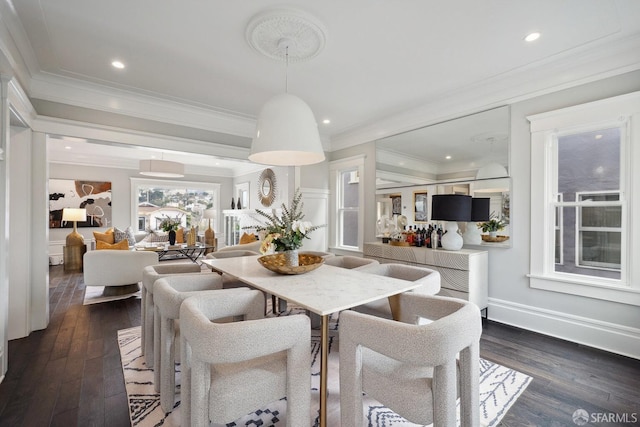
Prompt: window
<box><xmin>131</xmin><ymin>178</ymin><xmax>220</xmax><ymax>232</ymax></box>
<box><xmin>553</xmin><ymin>128</ymin><xmax>624</xmax><ymax>280</ymax></box>
<box><xmin>528</xmin><ymin>91</ymin><xmax>640</xmax><ymax>306</ymax></box>
<box><xmin>330</xmin><ymin>156</ymin><xmax>365</xmax><ymax>251</ymax></box>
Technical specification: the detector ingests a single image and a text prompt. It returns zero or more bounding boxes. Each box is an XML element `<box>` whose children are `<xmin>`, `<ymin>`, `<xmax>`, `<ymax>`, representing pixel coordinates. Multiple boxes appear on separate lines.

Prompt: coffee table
<box><xmin>136</xmin><ymin>243</ymin><xmax>214</xmax><ymax>262</ymax></box>
<box><xmin>202</xmin><ymin>255</ymin><xmax>420</xmax><ymax>427</ymax></box>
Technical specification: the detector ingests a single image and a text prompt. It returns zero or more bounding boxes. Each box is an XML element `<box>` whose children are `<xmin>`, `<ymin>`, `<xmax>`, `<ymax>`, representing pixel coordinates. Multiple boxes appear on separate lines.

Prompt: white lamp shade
<box><xmin>139</xmin><ymin>159</ymin><xmax>185</xmax><ymax>178</ymax></box>
<box><xmin>62</xmin><ymin>208</ymin><xmax>87</xmax><ymax>222</ymax></box>
<box><xmin>202</xmin><ymin>209</ymin><xmax>216</xmax><ymax>219</ymax></box>
<box><xmin>249</xmin><ymin>93</ymin><xmax>325</xmax><ymax>166</ymax></box>
<box><xmin>475</xmin><ymin>162</ymin><xmax>508</xmax><ymax>180</ymax></box>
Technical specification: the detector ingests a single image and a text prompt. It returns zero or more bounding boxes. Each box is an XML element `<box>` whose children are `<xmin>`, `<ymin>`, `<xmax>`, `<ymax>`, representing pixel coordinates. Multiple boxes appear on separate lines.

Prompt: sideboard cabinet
<box><xmin>363</xmin><ymin>242</ymin><xmax>488</xmax><ymax>312</ymax></box>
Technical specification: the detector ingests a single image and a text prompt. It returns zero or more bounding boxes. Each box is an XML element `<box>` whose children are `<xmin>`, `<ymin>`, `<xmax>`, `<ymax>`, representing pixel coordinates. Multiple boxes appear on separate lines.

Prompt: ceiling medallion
<box><xmin>245</xmin><ymin>9</ymin><xmax>327</xmax><ymax>63</ymax></box>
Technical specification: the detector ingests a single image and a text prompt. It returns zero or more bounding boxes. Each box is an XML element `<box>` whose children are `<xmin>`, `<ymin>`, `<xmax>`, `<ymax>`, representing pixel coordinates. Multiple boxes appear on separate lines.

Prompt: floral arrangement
<box><xmin>253</xmin><ymin>189</ymin><xmax>323</xmax><ymax>254</ymax></box>
<box><xmin>479</xmin><ymin>213</ymin><xmax>506</xmax><ymax>233</ymax></box>
<box><xmin>159</xmin><ymin>215</ymin><xmax>182</xmax><ymax>232</ymax></box>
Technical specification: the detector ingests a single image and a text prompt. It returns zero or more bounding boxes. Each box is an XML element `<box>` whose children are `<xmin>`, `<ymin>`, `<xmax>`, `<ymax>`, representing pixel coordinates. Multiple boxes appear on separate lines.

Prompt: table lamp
<box><xmin>62</xmin><ymin>208</ymin><xmax>87</xmax><ymax>246</ymax></box>
<box><xmin>431</xmin><ymin>195</ymin><xmax>472</xmax><ymax>251</ymax></box>
<box><xmin>462</xmin><ymin>198</ymin><xmax>490</xmax><ymax>246</ymax></box>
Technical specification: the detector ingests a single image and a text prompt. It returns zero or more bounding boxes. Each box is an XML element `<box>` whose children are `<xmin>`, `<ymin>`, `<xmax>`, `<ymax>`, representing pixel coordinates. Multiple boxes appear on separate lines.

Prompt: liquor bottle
<box><xmin>426</xmin><ymin>224</ymin><xmax>432</xmax><ymax>248</ymax></box>
<box><xmin>437</xmin><ymin>225</ymin><xmax>443</xmax><ymax>248</ymax></box>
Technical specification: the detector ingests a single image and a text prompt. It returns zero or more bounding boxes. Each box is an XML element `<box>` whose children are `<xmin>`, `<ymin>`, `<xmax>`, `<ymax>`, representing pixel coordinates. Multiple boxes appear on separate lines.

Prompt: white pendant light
<box><xmin>250</xmin><ymin>93</ymin><xmax>324</xmax><ymax>166</ymax></box>
<box><xmin>246</xmin><ymin>9</ymin><xmax>326</xmax><ymax>167</ymax></box>
<box><xmin>139</xmin><ymin>159</ymin><xmax>184</xmax><ymax>178</ymax></box>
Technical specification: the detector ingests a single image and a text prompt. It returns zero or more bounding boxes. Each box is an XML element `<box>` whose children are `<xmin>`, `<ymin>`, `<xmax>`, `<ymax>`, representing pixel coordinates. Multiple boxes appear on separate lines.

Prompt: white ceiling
<box><xmin>4</xmin><ymin>0</ymin><xmax>640</xmax><ymax>173</ymax></box>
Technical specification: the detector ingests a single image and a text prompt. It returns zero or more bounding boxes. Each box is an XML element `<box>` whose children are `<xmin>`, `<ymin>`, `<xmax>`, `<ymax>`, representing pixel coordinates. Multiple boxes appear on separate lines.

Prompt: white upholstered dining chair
<box><xmin>339</xmin><ymin>293</ymin><xmax>482</xmax><ymax>427</ymax></box>
<box><xmin>355</xmin><ymin>263</ymin><xmax>441</xmax><ymax>319</ymax></box>
<box><xmin>140</xmin><ymin>262</ymin><xmax>205</xmax><ymax>368</ymax></box>
<box><xmin>152</xmin><ymin>274</ymin><xmax>231</xmax><ymax>411</ymax></box>
<box><xmin>179</xmin><ymin>290</ymin><xmax>311</xmax><ymax>427</ymax></box>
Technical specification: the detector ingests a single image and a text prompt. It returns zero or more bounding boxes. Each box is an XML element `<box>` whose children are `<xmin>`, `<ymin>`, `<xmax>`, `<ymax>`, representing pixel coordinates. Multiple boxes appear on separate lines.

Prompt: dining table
<box><xmin>202</xmin><ymin>255</ymin><xmax>421</xmax><ymax>427</ymax></box>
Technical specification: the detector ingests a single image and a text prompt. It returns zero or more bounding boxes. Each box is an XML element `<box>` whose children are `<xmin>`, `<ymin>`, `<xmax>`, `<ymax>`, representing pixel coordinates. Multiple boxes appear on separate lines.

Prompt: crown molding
<box><xmin>29</xmin><ymin>72</ymin><xmax>257</xmax><ymax>137</ymax></box>
<box><xmin>33</xmin><ymin>115</ymin><xmax>252</xmax><ymax>161</ymax></box>
<box><xmin>329</xmin><ymin>34</ymin><xmax>640</xmax><ymax>152</ymax></box>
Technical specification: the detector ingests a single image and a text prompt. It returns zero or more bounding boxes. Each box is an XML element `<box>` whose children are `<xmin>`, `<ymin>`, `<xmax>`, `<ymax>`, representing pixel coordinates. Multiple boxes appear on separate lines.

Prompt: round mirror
<box><xmin>258</xmin><ymin>168</ymin><xmax>277</xmax><ymax>207</ymax></box>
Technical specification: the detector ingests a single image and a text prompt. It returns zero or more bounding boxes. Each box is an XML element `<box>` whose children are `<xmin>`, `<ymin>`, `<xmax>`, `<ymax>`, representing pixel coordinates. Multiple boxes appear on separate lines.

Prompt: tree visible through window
<box><xmin>132</xmin><ymin>179</ymin><xmax>219</xmax><ymax>232</ymax></box>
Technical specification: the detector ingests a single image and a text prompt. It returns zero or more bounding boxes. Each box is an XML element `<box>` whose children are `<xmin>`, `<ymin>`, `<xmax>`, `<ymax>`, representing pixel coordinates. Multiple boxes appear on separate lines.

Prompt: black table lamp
<box><xmin>431</xmin><ymin>194</ymin><xmax>472</xmax><ymax>250</ymax></box>
<box><xmin>462</xmin><ymin>198</ymin><xmax>490</xmax><ymax>245</ymax></box>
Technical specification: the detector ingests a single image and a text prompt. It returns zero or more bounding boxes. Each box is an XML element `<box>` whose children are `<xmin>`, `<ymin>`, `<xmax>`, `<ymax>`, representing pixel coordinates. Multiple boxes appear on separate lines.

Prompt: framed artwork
<box><xmin>414</xmin><ymin>191</ymin><xmax>428</xmax><ymax>222</ymax></box>
<box><xmin>49</xmin><ymin>179</ymin><xmax>112</xmax><ymax>228</ymax></box>
<box><xmin>391</xmin><ymin>194</ymin><xmax>402</xmax><ymax>215</ymax></box>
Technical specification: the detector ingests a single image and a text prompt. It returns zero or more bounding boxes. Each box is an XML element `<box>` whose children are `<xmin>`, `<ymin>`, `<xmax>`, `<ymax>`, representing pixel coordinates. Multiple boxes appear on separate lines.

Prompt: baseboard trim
<box><xmin>488</xmin><ymin>298</ymin><xmax>640</xmax><ymax>360</ymax></box>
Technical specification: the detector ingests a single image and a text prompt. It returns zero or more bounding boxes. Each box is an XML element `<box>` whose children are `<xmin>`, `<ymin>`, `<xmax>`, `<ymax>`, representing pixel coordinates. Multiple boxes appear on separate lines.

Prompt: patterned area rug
<box><xmin>119</xmin><ymin>312</ymin><xmax>531</xmax><ymax>427</ymax></box>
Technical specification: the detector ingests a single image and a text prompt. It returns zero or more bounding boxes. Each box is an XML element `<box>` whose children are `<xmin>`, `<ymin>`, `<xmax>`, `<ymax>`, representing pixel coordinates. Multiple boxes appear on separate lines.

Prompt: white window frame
<box><xmin>130</xmin><ymin>178</ymin><xmax>221</xmax><ymax>233</ymax></box>
<box><xmin>329</xmin><ymin>155</ymin><xmax>365</xmax><ymax>252</ymax></box>
<box><xmin>555</xmin><ymin>193</ymin><xmax>564</xmax><ymax>266</ymax></box>
<box><xmin>528</xmin><ymin>91</ymin><xmax>640</xmax><ymax>306</ymax></box>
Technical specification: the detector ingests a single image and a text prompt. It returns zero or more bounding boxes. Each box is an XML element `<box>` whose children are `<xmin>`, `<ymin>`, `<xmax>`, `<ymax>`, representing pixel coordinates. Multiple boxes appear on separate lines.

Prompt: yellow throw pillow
<box><xmin>93</xmin><ymin>230</ymin><xmax>115</xmax><ymax>244</ymax></box>
<box><xmin>239</xmin><ymin>232</ymin><xmax>257</xmax><ymax>244</ymax></box>
<box><xmin>176</xmin><ymin>228</ymin><xmax>185</xmax><ymax>244</ymax></box>
<box><xmin>96</xmin><ymin>239</ymin><xmax>129</xmax><ymax>250</ymax></box>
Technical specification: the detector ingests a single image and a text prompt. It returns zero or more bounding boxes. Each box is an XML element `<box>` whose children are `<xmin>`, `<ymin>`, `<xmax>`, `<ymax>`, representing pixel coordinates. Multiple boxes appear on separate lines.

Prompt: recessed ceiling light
<box><xmin>112</xmin><ymin>60</ymin><xmax>125</xmax><ymax>69</ymax></box>
<box><xmin>322</xmin><ymin>119</ymin><xmax>331</xmax><ymax>124</ymax></box>
<box><xmin>524</xmin><ymin>32</ymin><xmax>541</xmax><ymax>42</ymax></box>
<box><xmin>445</xmin><ymin>155</ymin><xmax>452</xmax><ymax>160</ymax></box>
<box><xmin>64</xmin><ymin>146</ymin><xmax>72</xmax><ymax>150</ymax></box>
<box><xmin>595</xmin><ymin>134</ymin><xmax>603</xmax><ymax>140</ymax></box>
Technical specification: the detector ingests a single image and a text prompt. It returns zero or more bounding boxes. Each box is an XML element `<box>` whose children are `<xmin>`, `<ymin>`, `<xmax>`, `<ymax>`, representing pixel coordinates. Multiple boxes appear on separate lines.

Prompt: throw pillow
<box><xmin>239</xmin><ymin>232</ymin><xmax>257</xmax><ymax>244</ymax></box>
<box><xmin>96</xmin><ymin>239</ymin><xmax>129</xmax><ymax>250</ymax></box>
<box><xmin>142</xmin><ymin>231</ymin><xmax>169</xmax><ymax>243</ymax></box>
<box><xmin>93</xmin><ymin>230</ymin><xmax>115</xmax><ymax>244</ymax></box>
<box><xmin>114</xmin><ymin>226</ymin><xmax>137</xmax><ymax>246</ymax></box>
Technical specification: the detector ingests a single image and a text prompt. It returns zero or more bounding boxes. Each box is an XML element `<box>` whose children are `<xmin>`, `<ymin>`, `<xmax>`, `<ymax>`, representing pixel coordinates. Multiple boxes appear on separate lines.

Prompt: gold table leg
<box><xmin>319</xmin><ymin>314</ymin><xmax>329</xmax><ymax>427</ymax></box>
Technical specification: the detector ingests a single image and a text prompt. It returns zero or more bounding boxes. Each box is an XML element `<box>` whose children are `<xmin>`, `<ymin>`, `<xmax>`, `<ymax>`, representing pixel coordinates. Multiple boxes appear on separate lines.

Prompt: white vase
<box><xmin>489</xmin><ymin>231</ymin><xmax>498</xmax><ymax>239</ymax></box>
<box><xmin>283</xmin><ymin>249</ymin><xmax>299</xmax><ymax>267</ymax></box>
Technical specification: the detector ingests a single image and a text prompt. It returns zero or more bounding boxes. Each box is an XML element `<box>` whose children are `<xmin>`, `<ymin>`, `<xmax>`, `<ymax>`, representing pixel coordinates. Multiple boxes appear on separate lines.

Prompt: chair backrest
<box><xmin>324</xmin><ymin>255</ymin><xmax>378</xmax><ymax>270</ymax></box>
<box><xmin>180</xmin><ymin>290</ymin><xmax>311</xmax><ymax>426</ymax></box>
<box><xmin>205</xmin><ymin>250</ymin><xmax>259</xmax><ymax>259</ymax></box>
<box><xmin>215</xmin><ymin>240</ymin><xmax>262</xmax><ymax>253</ymax></box>
<box><xmin>339</xmin><ymin>293</ymin><xmax>481</xmax><ymax>426</ymax></box>
<box><xmin>142</xmin><ymin>262</ymin><xmax>203</xmax><ymax>293</ymax></box>
<box><xmin>359</xmin><ymin>263</ymin><xmax>441</xmax><ymax>295</ymax></box>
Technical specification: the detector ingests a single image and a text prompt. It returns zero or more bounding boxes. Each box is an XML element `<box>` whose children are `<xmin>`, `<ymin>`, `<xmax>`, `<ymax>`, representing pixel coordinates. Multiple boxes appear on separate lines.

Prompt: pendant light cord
<box><xmin>285</xmin><ymin>45</ymin><xmax>289</xmax><ymax>94</ymax></box>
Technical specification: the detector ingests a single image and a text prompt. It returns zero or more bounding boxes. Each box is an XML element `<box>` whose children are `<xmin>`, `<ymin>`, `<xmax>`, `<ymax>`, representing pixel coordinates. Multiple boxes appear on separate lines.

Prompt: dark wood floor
<box><xmin>0</xmin><ymin>266</ymin><xmax>638</xmax><ymax>426</ymax></box>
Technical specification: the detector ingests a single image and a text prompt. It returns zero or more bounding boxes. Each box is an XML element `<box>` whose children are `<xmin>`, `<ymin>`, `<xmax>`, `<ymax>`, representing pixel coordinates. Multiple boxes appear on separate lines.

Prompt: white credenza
<box><xmin>363</xmin><ymin>242</ymin><xmax>488</xmax><ymax>312</ymax></box>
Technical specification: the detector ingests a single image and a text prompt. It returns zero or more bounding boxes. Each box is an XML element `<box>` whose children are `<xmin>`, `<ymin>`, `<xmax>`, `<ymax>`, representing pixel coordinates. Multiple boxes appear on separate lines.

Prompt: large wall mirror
<box><xmin>375</xmin><ymin>106</ymin><xmax>511</xmax><ymax>248</ymax></box>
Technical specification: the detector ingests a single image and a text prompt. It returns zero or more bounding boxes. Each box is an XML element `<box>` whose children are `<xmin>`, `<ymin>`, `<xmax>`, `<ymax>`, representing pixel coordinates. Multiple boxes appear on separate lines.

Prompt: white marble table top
<box><xmin>202</xmin><ymin>255</ymin><xmax>421</xmax><ymax>316</ymax></box>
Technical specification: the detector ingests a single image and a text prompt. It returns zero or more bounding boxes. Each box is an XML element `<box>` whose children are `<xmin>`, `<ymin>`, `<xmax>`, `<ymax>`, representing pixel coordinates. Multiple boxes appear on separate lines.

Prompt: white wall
<box><xmin>486</xmin><ymin>70</ymin><xmax>640</xmax><ymax>359</ymax></box>
<box><xmin>8</xmin><ymin>126</ymin><xmax>32</xmax><ymax>339</ymax></box>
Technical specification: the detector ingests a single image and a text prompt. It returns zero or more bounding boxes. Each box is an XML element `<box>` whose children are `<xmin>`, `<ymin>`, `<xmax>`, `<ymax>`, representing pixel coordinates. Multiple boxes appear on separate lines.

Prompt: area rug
<box><xmin>83</xmin><ymin>285</ymin><xmax>141</xmax><ymax>305</ymax></box>
<box><xmin>119</xmin><ymin>316</ymin><xmax>531</xmax><ymax>426</ymax></box>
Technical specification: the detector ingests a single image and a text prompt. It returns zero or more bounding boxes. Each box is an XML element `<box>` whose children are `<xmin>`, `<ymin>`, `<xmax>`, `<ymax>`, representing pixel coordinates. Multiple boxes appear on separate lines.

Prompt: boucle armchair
<box><xmin>141</xmin><ymin>263</ymin><xmax>206</xmax><ymax>368</ymax></box>
<box><xmin>355</xmin><ymin>263</ymin><xmax>441</xmax><ymax>319</ymax></box>
<box><xmin>179</xmin><ymin>290</ymin><xmax>311</xmax><ymax>427</ymax></box>
<box><xmin>339</xmin><ymin>293</ymin><xmax>482</xmax><ymax>427</ymax></box>
<box><xmin>153</xmin><ymin>275</ymin><xmax>232</xmax><ymax>412</ymax></box>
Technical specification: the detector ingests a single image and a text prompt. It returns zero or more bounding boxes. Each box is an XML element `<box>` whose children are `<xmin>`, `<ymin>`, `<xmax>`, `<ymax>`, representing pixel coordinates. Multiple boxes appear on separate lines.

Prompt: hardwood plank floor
<box><xmin>0</xmin><ymin>265</ymin><xmax>638</xmax><ymax>426</ymax></box>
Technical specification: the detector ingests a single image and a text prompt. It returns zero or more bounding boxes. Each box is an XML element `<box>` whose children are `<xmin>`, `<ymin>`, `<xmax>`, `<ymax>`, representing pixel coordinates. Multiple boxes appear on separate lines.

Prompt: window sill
<box><xmin>528</xmin><ymin>273</ymin><xmax>640</xmax><ymax>306</ymax></box>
